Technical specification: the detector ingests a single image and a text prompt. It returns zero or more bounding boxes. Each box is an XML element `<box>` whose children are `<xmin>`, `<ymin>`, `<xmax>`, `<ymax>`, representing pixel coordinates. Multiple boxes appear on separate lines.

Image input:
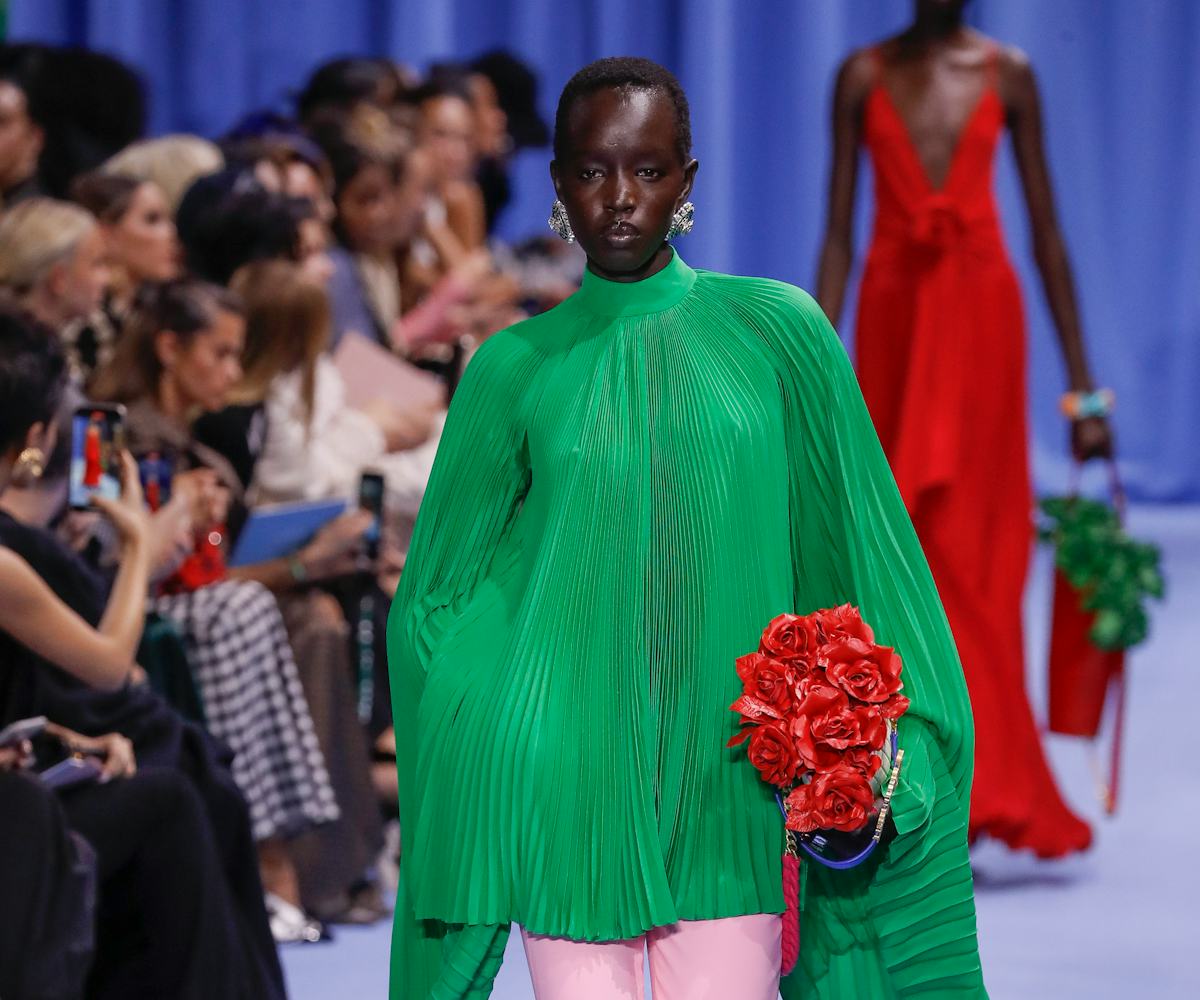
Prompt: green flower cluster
<box><xmin>1038</xmin><ymin>496</ymin><xmax>1165</xmax><ymax>651</ymax></box>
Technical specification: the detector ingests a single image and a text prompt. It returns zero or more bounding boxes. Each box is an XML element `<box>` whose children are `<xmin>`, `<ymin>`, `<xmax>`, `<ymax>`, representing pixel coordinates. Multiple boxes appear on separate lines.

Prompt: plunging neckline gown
<box><xmin>855</xmin><ymin>49</ymin><xmax>1092</xmax><ymax>858</ymax></box>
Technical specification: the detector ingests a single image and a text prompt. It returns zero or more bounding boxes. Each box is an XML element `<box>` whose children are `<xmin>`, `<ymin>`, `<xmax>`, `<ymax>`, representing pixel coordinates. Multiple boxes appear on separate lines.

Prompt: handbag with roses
<box><xmin>727</xmin><ymin>606</ymin><xmax>911</xmax><ymax>975</ymax></box>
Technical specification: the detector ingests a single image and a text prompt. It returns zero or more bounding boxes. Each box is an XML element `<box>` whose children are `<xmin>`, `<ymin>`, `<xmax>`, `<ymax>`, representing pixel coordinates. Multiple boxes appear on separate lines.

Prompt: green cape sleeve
<box><xmin>387</xmin><ymin>333</ymin><xmax>533</xmax><ymax>999</ymax></box>
<box><xmin>752</xmin><ymin>285</ymin><xmax>986</xmax><ymax>997</ymax></box>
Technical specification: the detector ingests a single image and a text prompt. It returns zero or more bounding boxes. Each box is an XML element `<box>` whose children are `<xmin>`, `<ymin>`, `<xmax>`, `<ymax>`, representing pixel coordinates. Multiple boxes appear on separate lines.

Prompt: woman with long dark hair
<box><xmin>388</xmin><ymin>57</ymin><xmax>985</xmax><ymax>999</ymax></box>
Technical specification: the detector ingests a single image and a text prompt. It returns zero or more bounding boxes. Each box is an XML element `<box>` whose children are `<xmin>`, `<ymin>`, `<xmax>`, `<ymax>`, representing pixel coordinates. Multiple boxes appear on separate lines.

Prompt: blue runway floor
<box><xmin>283</xmin><ymin>504</ymin><xmax>1198</xmax><ymax>999</ymax></box>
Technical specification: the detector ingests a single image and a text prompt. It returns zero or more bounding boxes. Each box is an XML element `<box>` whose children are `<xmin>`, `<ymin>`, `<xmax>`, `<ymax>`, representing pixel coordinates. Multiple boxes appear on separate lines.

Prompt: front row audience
<box><xmin>0</xmin><ymin>43</ymin><xmax>572</xmax><ymax>998</ymax></box>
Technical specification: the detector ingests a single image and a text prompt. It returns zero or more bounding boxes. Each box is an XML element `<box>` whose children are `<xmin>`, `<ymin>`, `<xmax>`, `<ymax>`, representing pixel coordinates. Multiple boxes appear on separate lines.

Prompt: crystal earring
<box><xmin>13</xmin><ymin>446</ymin><xmax>46</xmax><ymax>485</ymax></box>
<box><xmin>548</xmin><ymin>199</ymin><xmax>575</xmax><ymax>243</ymax></box>
<box><xmin>666</xmin><ymin>201</ymin><xmax>695</xmax><ymax>241</ymax></box>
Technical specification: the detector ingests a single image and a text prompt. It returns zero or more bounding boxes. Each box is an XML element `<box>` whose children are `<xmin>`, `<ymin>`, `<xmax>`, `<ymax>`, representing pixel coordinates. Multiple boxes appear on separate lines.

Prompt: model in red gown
<box><xmin>817</xmin><ymin>7</ymin><xmax>1114</xmax><ymax>858</ymax></box>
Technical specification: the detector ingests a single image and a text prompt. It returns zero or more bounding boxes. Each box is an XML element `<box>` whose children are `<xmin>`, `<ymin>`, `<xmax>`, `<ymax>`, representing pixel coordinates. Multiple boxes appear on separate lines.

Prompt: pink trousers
<box><xmin>520</xmin><ymin>914</ymin><xmax>782</xmax><ymax>1000</ymax></box>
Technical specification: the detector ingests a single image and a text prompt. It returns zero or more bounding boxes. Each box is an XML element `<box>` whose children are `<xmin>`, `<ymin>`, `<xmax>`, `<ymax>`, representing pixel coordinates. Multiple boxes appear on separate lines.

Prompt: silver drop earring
<box><xmin>666</xmin><ymin>201</ymin><xmax>695</xmax><ymax>241</ymax></box>
<box><xmin>548</xmin><ymin>199</ymin><xmax>575</xmax><ymax>243</ymax></box>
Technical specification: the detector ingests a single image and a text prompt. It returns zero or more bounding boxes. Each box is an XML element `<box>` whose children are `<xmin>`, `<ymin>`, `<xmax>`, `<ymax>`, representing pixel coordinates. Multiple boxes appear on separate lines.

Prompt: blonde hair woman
<box><xmin>0</xmin><ymin>197</ymin><xmax>108</xmax><ymax>329</ymax></box>
<box><xmin>102</xmin><ymin>134</ymin><xmax>224</xmax><ymax>213</ymax></box>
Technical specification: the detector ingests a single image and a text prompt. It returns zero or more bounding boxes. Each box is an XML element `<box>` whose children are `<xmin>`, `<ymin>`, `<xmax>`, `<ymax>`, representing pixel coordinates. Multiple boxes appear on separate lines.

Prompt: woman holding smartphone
<box><xmin>0</xmin><ymin>305</ymin><xmax>286</xmax><ymax>999</ymax></box>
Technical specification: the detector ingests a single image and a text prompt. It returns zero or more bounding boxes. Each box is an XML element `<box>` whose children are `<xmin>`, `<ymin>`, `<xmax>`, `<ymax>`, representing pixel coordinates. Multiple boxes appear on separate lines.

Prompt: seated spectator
<box><xmin>296</xmin><ymin>56</ymin><xmax>406</xmax><ymax>131</ymax></box>
<box><xmin>222</xmin><ymin>112</ymin><xmax>337</xmax><ymax>223</ymax></box>
<box><xmin>102</xmin><ymin>133</ymin><xmax>223</xmax><ymax>213</ymax></box>
<box><xmin>0</xmin><ymin>46</ymin><xmax>47</xmax><ymax>206</ymax></box>
<box><xmin>410</xmin><ymin>71</ymin><xmax>487</xmax><ymax>253</ymax></box>
<box><xmin>0</xmin><ymin>306</ymin><xmax>285</xmax><ymax>997</ymax></box>
<box><xmin>176</xmin><ymin>168</ymin><xmax>333</xmax><ymax>287</ymax></box>
<box><xmin>0</xmin><ymin>755</ymin><xmax>94</xmax><ymax>999</ymax></box>
<box><xmin>230</xmin><ymin>259</ymin><xmax>439</xmax><ymax>518</ymax></box>
<box><xmin>90</xmin><ymin>277</ymin><xmax>380</xmax><ymax>939</ymax></box>
<box><xmin>64</xmin><ymin>171</ymin><xmax>181</xmax><ymax>385</ymax></box>
<box><xmin>0</xmin><ymin>197</ymin><xmax>107</xmax><ymax>335</ymax></box>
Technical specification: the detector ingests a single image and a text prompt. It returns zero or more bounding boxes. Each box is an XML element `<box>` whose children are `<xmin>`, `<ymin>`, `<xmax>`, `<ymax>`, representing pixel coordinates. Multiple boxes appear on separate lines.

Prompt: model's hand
<box><xmin>1070</xmin><ymin>416</ymin><xmax>1114</xmax><ymax>462</ymax></box>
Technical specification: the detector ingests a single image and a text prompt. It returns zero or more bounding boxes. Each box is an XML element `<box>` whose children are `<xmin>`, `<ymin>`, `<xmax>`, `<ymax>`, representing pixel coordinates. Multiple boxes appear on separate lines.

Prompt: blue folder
<box><xmin>228</xmin><ymin>498</ymin><xmax>349</xmax><ymax>567</ymax></box>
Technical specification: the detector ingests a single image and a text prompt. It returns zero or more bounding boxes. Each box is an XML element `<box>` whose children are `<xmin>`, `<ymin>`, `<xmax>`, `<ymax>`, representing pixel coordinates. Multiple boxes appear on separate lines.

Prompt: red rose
<box><xmin>880</xmin><ymin>693</ymin><xmax>911</xmax><ymax>721</ymax></box>
<box><xmin>820</xmin><ymin>638</ymin><xmax>903</xmax><ymax>705</ymax></box>
<box><xmin>786</xmin><ymin>765</ymin><xmax>876</xmax><ymax>833</ymax></box>
<box><xmin>853</xmin><ymin>704</ymin><xmax>889</xmax><ymax>751</ymax></box>
<box><xmin>783</xmin><ymin>782</ymin><xmax>824</xmax><ymax>833</ymax></box>
<box><xmin>813</xmin><ymin>604</ymin><xmax>874</xmax><ymax>644</ymax></box>
<box><xmin>759</xmin><ymin>613</ymin><xmax>822</xmax><ymax>665</ymax></box>
<box><xmin>735</xmin><ymin>652</ymin><xmax>795</xmax><ymax>715</ymax></box>
<box><xmin>744</xmin><ymin>722</ymin><xmax>801</xmax><ymax>788</ymax></box>
<box><xmin>789</xmin><ymin>683</ymin><xmax>852</xmax><ymax>770</ymax></box>
<box><xmin>841</xmin><ymin>747</ymin><xmax>884</xmax><ymax>779</ymax></box>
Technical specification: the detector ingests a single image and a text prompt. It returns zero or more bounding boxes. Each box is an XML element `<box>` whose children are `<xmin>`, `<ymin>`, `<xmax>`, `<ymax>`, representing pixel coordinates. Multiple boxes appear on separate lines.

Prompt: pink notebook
<box><xmin>333</xmin><ymin>331</ymin><xmax>444</xmax><ymax>409</ymax></box>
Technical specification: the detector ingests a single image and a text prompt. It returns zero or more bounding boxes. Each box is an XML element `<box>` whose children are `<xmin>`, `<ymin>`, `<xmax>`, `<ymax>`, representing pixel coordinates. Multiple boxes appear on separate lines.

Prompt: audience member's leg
<box><xmin>520</xmin><ymin>927</ymin><xmax>645</xmax><ymax>1000</ymax></box>
<box><xmin>174</xmin><ymin>729</ymin><xmax>287</xmax><ymax>999</ymax></box>
<box><xmin>60</xmin><ymin>767</ymin><xmax>242</xmax><ymax>1000</ymax></box>
<box><xmin>647</xmin><ymin>914</ymin><xmax>781</xmax><ymax>1000</ymax></box>
<box><xmin>279</xmin><ymin>590</ymin><xmax>385</xmax><ymax>919</ymax></box>
<box><xmin>0</xmin><ymin>771</ymin><xmax>94</xmax><ymax>1000</ymax></box>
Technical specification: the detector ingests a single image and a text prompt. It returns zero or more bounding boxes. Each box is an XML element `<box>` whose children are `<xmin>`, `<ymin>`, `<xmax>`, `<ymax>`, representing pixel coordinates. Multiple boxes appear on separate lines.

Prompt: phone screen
<box><xmin>137</xmin><ymin>450</ymin><xmax>175</xmax><ymax>512</ymax></box>
<box><xmin>359</xmin><ymin>471</ymin><xmax>385</xmax><ymax>560</ymax></box>
<box><xmin>69</xmin><ymin>406</ymin><xmax>126</xmax><ymax>509</ymax></box>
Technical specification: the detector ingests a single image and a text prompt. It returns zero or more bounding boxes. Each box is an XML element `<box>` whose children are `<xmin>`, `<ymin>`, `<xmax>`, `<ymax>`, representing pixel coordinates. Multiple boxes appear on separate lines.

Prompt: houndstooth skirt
<box><xmin>154</xmin><ymin>579</ymin><xmax>340</xmax><ymax>841</ymax></box>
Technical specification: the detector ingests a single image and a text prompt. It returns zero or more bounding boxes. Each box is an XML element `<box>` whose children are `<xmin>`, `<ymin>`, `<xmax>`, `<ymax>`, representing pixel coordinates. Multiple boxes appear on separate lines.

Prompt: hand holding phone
<box><xmin>90</xmin><ymin>450</ymin><xmax>150</xmax><ymax>548</ymax></box>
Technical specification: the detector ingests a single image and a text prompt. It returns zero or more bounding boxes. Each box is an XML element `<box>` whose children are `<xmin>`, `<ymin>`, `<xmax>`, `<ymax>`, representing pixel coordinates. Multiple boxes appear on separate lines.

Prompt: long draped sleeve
<box><xmin>387</xmin><ymin>332</ymin><xmax>534</xmax><ymax>999</ymax></box>
<box><xmin>750</xmin><ymin>285</ymin><xmax>986</xmax><ymax>997</ymax></box>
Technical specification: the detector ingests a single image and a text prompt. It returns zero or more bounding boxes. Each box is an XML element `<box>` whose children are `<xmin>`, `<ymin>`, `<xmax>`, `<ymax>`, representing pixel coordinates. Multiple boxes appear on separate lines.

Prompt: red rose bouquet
<box><xmin>728</xmin><ymin>606</ymin><xmax>910</xmax><ymax>974</ymax></box>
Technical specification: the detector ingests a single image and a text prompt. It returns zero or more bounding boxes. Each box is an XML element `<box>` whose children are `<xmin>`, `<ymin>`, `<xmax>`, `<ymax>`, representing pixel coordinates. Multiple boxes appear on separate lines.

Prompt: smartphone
<box><xmin>358</xmin><ymin>470</ymin><xmax>385</xmax><ymax>562</ymax></box>
<box><xmin>137</xmin><ymin>450</ymin><xmax>175</xmax><ymax>512</ymax></box>
<box><xmin>68</xmin><ymin>403</ymin><xmax>126</xmax><ymax>510</ymax></box>
<box><xmin>38</xmin><ymin>755</ymin><xmax>104</xmax><ymax>791</ymax></box>
<box><xmin>0</xmin><ymin>715</ymin><xmax>47</xmax><ymax>749</ymax></box>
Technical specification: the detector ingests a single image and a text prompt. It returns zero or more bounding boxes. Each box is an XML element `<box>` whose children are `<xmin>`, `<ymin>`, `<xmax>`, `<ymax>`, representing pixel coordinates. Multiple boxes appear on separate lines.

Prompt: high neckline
<box><xmin>573</xmin><ymin>249</ymin><xmax>697</xmax><ymax>317</ymax></box>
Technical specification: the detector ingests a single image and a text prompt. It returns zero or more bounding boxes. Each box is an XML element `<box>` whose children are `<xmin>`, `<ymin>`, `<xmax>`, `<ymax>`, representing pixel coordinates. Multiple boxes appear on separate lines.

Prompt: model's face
<box><xmin>106</xmin><ymin>182</ymin><xmax>180</xmax><ymax>283</ymax></box>
<box><xmin>159</xmin><ymin>309</ymin><xmax>245</xmax><ymax>413</ymax></box>
<box><xmin>0</xmin><ymin>81</ymin><xmax>42</xmax><ymax>190</ymax></box>
<box><xmin>552</xmin><ymin>87</ymin><xmax>697</xmax><ymax>281</ymax></box>
<box><xmin>337</xmin><ymin>163</ymin><xmax>396</xmax><ymax>255</ymax></box>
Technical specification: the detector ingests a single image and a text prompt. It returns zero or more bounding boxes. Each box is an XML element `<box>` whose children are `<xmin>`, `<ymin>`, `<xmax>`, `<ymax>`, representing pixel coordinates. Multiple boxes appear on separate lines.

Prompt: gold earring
<box><xmin>14</xmin><ymin>446</ymin><xmax>46</xmax><ymax>484</ymax></box>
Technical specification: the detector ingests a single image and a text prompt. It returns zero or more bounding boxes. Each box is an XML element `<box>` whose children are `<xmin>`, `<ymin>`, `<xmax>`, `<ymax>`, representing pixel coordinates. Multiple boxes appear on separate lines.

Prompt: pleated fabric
<box><xmin>388</xmin><ymin>250</ymin><xmax>987</xmax><ymax>998</ymax></box>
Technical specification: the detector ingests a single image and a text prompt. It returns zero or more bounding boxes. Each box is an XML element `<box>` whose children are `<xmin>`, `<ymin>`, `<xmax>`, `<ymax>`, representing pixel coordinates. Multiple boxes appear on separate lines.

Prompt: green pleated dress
<box><xmin>388</xmin><ymin>250</ymin><xmax>987</xmax><ymax>998</ymax></box>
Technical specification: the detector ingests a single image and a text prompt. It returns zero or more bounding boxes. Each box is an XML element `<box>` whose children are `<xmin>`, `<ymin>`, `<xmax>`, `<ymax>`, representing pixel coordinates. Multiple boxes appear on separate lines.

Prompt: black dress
<box><xmin>0</xmin><ymin>513</ymin><xmax>286</xmax><ymax>1000</ymax></box>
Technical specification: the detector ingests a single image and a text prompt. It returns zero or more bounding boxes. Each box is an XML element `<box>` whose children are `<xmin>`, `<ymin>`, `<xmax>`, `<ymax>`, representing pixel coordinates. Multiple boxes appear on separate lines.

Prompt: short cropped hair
<box><xmin>554</xmin><ymin>56</ymin><xmax>691</xmax><ymax>164</ymax></box>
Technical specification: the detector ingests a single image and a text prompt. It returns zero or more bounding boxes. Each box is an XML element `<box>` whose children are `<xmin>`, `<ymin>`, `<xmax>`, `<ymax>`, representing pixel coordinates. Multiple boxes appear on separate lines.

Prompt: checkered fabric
<box><xmin>154</xmin><ymin>579</ymin><xmax>340</xmax><ymax>841</ymax></box>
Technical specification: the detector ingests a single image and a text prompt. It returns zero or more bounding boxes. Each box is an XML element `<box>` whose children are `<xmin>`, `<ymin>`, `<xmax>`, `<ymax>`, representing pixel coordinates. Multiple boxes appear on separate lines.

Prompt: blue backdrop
<box><xmin>9</xmin><ymin>0</ymin><xmax>1199</xmax><ymax>501</ymax></box>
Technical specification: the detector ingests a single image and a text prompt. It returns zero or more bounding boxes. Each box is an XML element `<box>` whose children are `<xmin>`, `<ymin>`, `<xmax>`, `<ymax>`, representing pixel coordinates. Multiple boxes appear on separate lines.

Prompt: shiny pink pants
<box><xmin>520</xmin><ymin>914</ymin><xmax>782</xmax><ymax>1000</ymax></box>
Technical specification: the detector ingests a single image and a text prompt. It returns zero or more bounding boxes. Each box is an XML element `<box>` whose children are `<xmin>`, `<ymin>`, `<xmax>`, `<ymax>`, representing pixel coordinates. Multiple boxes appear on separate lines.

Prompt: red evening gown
<box><xmin>853</xmin><ymin>48</ymin><xmax>1091</xmax><ymax>857</ymax></box>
